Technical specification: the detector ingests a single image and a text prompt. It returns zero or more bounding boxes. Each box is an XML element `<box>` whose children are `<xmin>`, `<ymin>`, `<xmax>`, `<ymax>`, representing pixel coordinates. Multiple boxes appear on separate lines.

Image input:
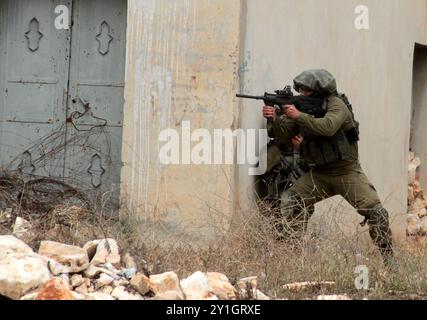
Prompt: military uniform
<box><xmin>269</xmin><ymin>69</ymin><xmax>393</xmax><ymax>264</ymax></box>
<box><xmin>256</xmin><ymin>120</ymin><xmax>308</xmax><ymax>200</ymax></box>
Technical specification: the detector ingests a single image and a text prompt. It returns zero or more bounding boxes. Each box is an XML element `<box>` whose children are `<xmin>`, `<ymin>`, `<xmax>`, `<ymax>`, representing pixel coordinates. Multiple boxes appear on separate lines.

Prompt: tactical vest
<box><xmin>300</xmin><ymin>93</ymin><xmax>360</xmax><ymax>167</ymax></box>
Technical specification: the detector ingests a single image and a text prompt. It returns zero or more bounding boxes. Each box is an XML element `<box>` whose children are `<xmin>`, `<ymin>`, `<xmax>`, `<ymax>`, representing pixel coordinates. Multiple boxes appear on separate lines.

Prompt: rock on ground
<box><xmin>84</xmin><ymin>239</ymin><xmax>120</xmax><ymax>266</ymax></box>
<box><xmin>180</xmin><ymin>271</ymin><xmax>217</xmax><ymax>300</ymax></box>
<box><xmin>130</xmin><ymin>273</ymin><xmax>153</xmax><ymax>296</ymax></box>
<box><xmin>0</xmin><ymin>236</ymin><xmax>50</xmax><ymax>300</ymax></box>
<box><xmin>38</xmin><ymin>241</ymin><xmax>89</xmax><ymax>273</ymax></box>
<box><xmin>36</xmin><ymin>278</ymin><xmax>74</xmax><ymax>300</ymax></box>
<box><xmin>150</xmin><ymin>271</ymin><xmax>183</xmax><ymax>296</ymax></box>
<box><xmin>206</xmin><ymin>272</ymin><xmax>237</xmax><ymax>300</ymax></box>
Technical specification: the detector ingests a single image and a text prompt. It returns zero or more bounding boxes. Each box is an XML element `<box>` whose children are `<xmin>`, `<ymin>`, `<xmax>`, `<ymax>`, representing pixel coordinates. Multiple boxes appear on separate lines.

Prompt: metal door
<box><xmin>0</xmin><ymin>0</ymin><xmax>127</xmax><ymax>207</ymax></box>
<box><xmin>0</xmin><ymin>0</ymin><xmax>72</xmax><ymax>177</ymax></box>
<box><xmin>65</xmin><ymin>0</ymin><xmax>127</xmax><ymax>206</ymax></box>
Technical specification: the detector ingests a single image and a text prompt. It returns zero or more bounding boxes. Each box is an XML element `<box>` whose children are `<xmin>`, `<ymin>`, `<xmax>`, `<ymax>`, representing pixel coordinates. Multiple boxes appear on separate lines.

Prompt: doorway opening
<box><xmin>407</xmin><ymin>43</ymin><xmax>427</xmax><ymax>241</ymax></box>
<box><xmin>410</xmin><ymin>44</ymin><xmax>427</xmax><ymax>187</ymax></box>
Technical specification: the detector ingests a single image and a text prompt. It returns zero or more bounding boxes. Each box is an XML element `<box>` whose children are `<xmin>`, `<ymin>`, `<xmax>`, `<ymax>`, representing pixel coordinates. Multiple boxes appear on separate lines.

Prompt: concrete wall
<box><xmin>121</xmin><ymin>0</ymin><xmax>427</xmax><ymax>243</ymax></box>
<box><xmin>120</xmin><ymin>0</ymin><xmax>241</xmax><ymax>240</ymax></box>
<box><xmin>240</xmin><ymin>0</ymin><xmax>427</xmax><ymax>241</ymax></box>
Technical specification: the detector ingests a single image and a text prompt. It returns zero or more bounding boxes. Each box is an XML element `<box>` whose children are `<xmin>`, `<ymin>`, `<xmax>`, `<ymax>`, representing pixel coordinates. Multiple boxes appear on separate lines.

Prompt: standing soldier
<box><xmin>263</xmin><ymin>69</ymin><xmax>394</xmax><ymax>265</ymax></box>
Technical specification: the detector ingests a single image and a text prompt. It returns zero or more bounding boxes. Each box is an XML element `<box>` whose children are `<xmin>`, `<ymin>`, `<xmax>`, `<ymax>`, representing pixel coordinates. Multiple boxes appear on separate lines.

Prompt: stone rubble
<box><xmin>408</xmin><ymin>153</ymin><xmax>427</xmax><ymax>237</ymax></box>
<box><xmin>0</xmin><ymin>235</ymin><xmax>276</xmax><ymax>301</ymax></box>
<box><xmin>39</xmin><ymin>241</ymin><xmax>89</xmax><ymax>273</ymax></box>
<box><xmin>1</xmin><ymin>155</ymin><xmax>425</xmax><ymax>301</ymax></box>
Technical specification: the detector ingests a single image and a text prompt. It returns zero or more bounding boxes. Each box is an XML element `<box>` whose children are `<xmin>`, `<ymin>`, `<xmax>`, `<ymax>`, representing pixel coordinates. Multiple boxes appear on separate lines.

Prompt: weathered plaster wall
<box><xmin>121</xmin><ymin>0</ymin><xmax>241</xmax><ymax>240</ymax></box>
<box><xmin>240</xmin><ymin>0</ymin><xmax>427</xmax><ymax>242</ymax></box>
<box><xmin>121</xmin><ymin>0</ymin><xmax>427</xmax><ymax>243</ymax></box>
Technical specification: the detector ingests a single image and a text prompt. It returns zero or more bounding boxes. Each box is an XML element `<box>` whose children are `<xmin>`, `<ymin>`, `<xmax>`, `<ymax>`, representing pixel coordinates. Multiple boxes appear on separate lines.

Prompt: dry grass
<box><xmin>80</xmin><ymin>200</ymin><xmax>427</xmax><ymax>300</ymax></box>
<box><xmin>1</xmin><ymin>175</ymin><xmax>427</xmax><ymax>300</ymax></box>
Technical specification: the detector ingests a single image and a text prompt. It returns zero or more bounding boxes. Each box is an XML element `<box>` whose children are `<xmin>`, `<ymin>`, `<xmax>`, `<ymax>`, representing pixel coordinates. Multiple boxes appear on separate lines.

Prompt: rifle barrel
<box><xmin>236</xmin><ymin>94</ymin><xmax>265</xmax><ymax>100</ymax></box>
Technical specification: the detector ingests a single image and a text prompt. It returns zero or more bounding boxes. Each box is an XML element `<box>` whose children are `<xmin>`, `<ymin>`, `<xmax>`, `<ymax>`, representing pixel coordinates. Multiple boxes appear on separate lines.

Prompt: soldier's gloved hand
<box><xmin>284</xmin><ymin>104</ymin><xmax>301</xmax><ymax>120</ymax></box>
<box><xmin>263</xmin><ymin>106</ymin><xmax>276</xmax><ymax>121</ymax></box>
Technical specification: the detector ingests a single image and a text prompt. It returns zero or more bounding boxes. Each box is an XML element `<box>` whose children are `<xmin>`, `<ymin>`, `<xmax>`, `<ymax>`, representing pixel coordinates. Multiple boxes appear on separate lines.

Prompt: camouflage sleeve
<box><xmin>267</xmin><ymin>117</ymin><xmax>299</xmax><ymax>143</ymax></box>
<box><xmin>295</xmin><ymin>99</ymin><xmax>348</xmax><ymax>137</ymax></box>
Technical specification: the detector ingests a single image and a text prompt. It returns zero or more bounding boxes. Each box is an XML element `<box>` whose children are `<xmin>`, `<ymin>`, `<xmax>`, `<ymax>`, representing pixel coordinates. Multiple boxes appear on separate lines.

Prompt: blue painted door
<box><xmin>0</xmin><ymin>0</ymin><xmax>127</xmax><ymax>206</ymax></box>
<box><xmin>0</xmin><ymin>0</ymin><xmax>72</xmax><ymax>177</ymax></box>
<box><xmin>65</xmin><ymin>0</ymin><xmax>127</xmax><ymax>205</ymax></box>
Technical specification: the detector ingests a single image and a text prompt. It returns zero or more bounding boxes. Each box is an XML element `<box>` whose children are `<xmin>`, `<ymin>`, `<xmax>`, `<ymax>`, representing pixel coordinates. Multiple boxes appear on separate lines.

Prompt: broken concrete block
<box><xmin>38</xmin><ymin>241</ymin><xmax>89</xmax><ymax>273</ymax></box>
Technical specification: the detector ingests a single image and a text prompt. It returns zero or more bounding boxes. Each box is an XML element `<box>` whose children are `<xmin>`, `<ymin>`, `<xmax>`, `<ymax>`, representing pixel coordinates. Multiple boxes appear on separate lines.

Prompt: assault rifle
<box><xmin>236</xmin><ymin>86</ymin><xmax>327</xmax><ymax>118</ymax></box>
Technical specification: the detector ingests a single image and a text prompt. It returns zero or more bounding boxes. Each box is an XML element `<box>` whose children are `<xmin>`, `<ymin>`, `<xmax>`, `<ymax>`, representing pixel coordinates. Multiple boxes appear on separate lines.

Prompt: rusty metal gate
<box><xmin>0</xmin><ymin>0</ymin><xmax>127</xmax><ymax>207</ymax></box>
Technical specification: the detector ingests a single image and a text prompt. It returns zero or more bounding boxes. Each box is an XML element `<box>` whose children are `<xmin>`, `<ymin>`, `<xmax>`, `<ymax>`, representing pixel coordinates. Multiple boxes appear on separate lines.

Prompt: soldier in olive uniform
<box><xmin>263</xmin><ymin>69</ymin><xmax>394</xmax><ymax>265</ymax></box>
<box><xmin>255</xmin><ymin>124</ymin><xmax>308</xmax><ymax>238</ymax></box>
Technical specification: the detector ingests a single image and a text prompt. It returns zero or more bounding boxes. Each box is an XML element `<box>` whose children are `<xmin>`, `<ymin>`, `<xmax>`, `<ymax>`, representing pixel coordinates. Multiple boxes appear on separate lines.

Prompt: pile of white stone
<box><xmin>0</xmin><ymin>235</ymin><xmax>271</xmax><ymax>301</ymax></box>
<box><xmin>407</xmin><ymin>153</ymin><xmax>427</xmax><ymax>237</ymax></box>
